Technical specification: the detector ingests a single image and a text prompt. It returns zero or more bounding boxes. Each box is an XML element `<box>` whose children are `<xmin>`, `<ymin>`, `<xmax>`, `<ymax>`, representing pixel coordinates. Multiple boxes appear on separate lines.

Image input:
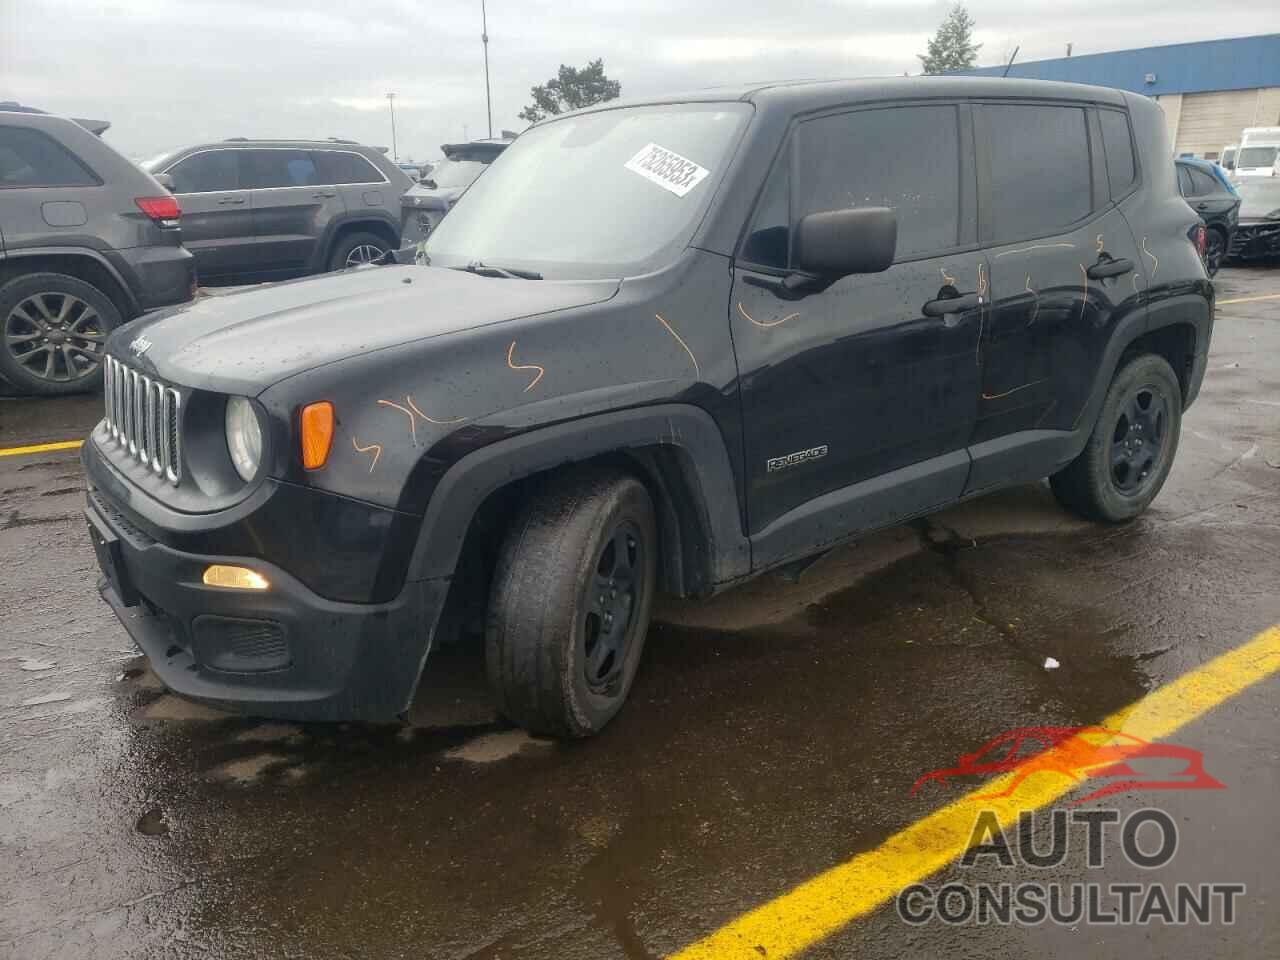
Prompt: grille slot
<box><xmin>192</xmin><ymin>617</ymin><xmax>290</xmax><ymax>673</ymax></box>
<box><xmin>102</xmin><ymin>356</ymin><xmax>182</xmax><ymax>483</ymax></box>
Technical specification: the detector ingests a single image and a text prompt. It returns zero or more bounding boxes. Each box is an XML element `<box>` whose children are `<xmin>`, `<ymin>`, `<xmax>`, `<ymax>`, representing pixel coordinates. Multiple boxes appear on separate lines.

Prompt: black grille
<box><xmin>88</xmin><ymin>485</ymin><xmax>156</xmax><ymax>547</ymax></box>
<box><xmin>192</xmin><ymin>617</ymin><xmax>290</xmax><ymax>673</ymax></box>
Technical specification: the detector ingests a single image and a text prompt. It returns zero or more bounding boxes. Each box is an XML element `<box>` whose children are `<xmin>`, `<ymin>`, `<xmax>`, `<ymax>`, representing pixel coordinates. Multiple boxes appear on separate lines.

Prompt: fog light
<box><xmin>202</xmin><ymin>565</ymin><xmax>270</xmax><ymax>591</ymax></box>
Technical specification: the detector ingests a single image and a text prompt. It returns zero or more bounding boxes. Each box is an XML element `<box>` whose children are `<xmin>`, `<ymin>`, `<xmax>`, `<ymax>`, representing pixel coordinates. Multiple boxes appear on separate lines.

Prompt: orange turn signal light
<box><xmin>202</xmin><ymin>565</ymin><xmax>270</xmax><ymax>591</ymax></box>
<box><xmin>300</xmin><ymin>401</ymin><xmax>334</xmax><ymax>470</ymax></box>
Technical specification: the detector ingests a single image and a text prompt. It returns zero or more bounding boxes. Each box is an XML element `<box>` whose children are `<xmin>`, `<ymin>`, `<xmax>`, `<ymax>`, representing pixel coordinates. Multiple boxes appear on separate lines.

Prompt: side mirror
<box><xmin>793</xmin><ymin>207</ymin><xmax>897</xmax><ymax>277</ymax></box>
<box><xmin>153</xmin><ymin>173</ymin><xmax>176</xmax><ymax>193</ymax></box>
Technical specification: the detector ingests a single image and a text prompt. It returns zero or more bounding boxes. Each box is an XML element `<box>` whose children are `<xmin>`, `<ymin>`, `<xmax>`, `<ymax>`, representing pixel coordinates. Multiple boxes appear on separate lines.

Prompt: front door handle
<box><xmin>217</xmin><ymin>197</ymin><xmax>246</xmax><ymax>205</ymax></box>
<box><xmin>312</xmin><ymin>191</ymin><xmax>337</xmax><ymax>199</ymax></box>
<box><xmin>1086</xmin><ymin>257</ymin><xmax>1134</xmax><ymax>280</ymax></box>
<box><xmin>1195</xmin><ymin>201</ymin><xmax>1209</xmax><ymax>210</ymax></box>
<box><xmin>922</xmin><ymin>292</ymin><xmax>980</xmax><ymax>317</ymax></box>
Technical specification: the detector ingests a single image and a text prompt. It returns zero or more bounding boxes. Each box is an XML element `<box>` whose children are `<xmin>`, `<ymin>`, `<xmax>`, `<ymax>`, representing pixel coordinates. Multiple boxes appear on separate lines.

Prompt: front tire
<box><xmin>1204</xmin><ymin>226</ymin><xmax>1226</xmax><ymax>277</ymax></box>
<box><xmin>1050</xmin><ymin>354</ymin><xmax>1182</xmax><ymax>523</ymax></box>
<box><xmin>485</xmin><ymin>469</ymin><xmax>658</xmax><ymax>738</ymax></box>
<box><xmin>0</xmin><ymin>273</ymin><xmax>121</xmax><ymax>395</ymax></box>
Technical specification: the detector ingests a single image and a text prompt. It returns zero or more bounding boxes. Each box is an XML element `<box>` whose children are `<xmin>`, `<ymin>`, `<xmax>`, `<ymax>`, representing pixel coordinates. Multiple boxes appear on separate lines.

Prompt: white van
<box><xmin>1220</xmin><ymin>144</ymin><xmax>1238</xmax><ymax>172</ymax></box>
<box><xmin>1235</xmin><ymin>127</ymin><xmax>1280</xmax><ymax>178</ymax></box>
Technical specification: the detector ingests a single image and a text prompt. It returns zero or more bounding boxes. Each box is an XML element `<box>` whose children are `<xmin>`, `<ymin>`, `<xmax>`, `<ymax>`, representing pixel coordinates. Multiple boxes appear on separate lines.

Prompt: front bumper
<box><xmin>85</xmin><ymin>484</ymin><xmax>449</xmax><ymax>722</ymax></box>
<box><xmin>1227</xmin><ymin>220</ymin><xmax>1280</xmax><ymax>261</ymax></box>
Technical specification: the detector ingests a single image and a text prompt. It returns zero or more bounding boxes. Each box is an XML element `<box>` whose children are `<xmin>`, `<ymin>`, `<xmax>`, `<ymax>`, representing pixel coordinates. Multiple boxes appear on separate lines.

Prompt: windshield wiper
<box><xmin>457</xmin><ymin>260</ymin><xmax>543</xmax><ymax>280</ymax></box>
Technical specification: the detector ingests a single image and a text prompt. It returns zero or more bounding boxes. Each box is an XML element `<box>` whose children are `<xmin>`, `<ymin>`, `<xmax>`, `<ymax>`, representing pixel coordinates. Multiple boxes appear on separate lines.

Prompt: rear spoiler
<box><xmin>73</xmin><ymin>118</ymin><xmax>111</xmax><ymax>136</ymax></box>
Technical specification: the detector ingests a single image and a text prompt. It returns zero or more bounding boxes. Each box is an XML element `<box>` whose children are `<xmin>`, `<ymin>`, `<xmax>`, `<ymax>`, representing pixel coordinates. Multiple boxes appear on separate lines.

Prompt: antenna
<box><xmin>1002</xmin><ymin>46</ymin><xmax>1020</xmax><ymax>78</ymax></box>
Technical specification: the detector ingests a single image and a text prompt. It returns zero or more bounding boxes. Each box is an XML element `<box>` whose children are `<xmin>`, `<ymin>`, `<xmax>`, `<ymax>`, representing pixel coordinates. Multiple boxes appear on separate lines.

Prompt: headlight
<box><xmin>225</xmin><ymin>396</ymin><xmax>263</xmax><ymax>482</ymax></box>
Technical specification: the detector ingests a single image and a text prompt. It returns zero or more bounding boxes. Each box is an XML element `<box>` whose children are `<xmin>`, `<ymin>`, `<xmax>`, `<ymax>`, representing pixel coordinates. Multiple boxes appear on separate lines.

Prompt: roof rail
<box><xmin>326</xmin><ymin>137</ymin><xmax>359</xmax><ymax>144</ymax></box>
<box><xmin>224</xmin><ymin>137</ymin><xmax>249</xmax><ymax>141</ymax></box>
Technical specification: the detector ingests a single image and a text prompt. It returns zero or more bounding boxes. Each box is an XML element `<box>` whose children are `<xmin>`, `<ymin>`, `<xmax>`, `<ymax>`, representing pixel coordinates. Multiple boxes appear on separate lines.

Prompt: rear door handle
<box><xmin>1086</xmin><ymin>257</ymin><xmax>1134</xmax><ymax>280</ymax></box>
<box><xmin>922</xmin><ymin>292</ymin><xmax>980</xmax><ymax>317</ymax></box>
<box><xmin>312</xmin><ymin>191</ymin><xmax>337</xmax><ymax>199</ymax></box>
<box><xmin>1195</xmin><ymin>201</ymin><xmax>1209</xmax><ymax>211</ymax></box>
<box><xmin>217</xmin><ymin>197</ymin><xmax>246</xmax><ymax>205</ymax></box>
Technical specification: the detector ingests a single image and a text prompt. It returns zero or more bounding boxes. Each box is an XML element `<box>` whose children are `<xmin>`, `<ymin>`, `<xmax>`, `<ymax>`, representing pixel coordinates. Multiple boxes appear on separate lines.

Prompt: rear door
<box><xmin>245</xmin><ymin>149</ymin><xmax>345</xmax><ymax>274</ymax></box>
<box><xmin>0</xmin><ymin>122</ymin><xmax>102</xmax><ymax>254</ymax></box>
<box><xmin>313</xmin><ymin>149</ymin><xmax>389</xmax><ymax>218</ymax></box>
<box><xmin>969</xmin><ymin>101</ymin><xmax>1147</xmax><ymax>492</ymax></box>
<box><xmin>732</xmin><ymin>101</ymin><xmax>985</xmax><ymax>560</ymax></box>
<box><xmin>163</xmin><ymin>148</ymin><xmax>256</xmax><ymax>280</ymax></box>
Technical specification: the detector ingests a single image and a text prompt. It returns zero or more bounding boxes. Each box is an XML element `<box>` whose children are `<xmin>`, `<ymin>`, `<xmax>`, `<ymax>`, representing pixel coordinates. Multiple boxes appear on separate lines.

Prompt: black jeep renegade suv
<box><xmin>83</xmin><ymin>78</ymin><xmax>1212</xmax><ymax>737</ymax></box>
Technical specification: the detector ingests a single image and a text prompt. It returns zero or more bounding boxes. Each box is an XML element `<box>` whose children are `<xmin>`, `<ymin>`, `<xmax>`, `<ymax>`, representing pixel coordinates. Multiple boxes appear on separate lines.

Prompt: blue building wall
<box><xmin>959</xmin><ymin>34</ymin><xmax>1280</xmax><ymax>97</ymax></box>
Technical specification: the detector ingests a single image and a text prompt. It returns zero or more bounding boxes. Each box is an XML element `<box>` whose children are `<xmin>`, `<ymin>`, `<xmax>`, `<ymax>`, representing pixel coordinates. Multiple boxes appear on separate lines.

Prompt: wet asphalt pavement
<box><xmin>2</xmin><ymin>268</ymin><xmax>1279</xmax><ymax>960</ymax></box>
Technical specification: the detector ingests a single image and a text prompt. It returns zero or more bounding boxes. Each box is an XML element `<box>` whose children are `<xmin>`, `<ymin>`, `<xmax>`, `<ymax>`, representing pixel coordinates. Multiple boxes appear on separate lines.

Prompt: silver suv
<box><xmin>0</xmin><ymin>104</ymin><xmax>195</xmax><ymax>395</ymax></box>
<box><xmin>142</xmin><ymin>139</ymin><xmax>413</xmax><ymax>283</ymax></box>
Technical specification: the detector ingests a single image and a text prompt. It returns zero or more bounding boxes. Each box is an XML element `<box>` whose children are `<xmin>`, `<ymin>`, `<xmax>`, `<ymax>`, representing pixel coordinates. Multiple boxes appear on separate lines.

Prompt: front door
<box><xmin>732</xmin><ymin>102</ymin><xmax>985</xmax><ymax>564</ymax></box>
<box><xmin>969</xmin><ymin>101</ymin><xmax>1147</xmax><ymax>491</ymax></box>
<box><xmin>164</xmin><ymin>148</ymin><xmax>257</xmax><ymax>280</ymax></box>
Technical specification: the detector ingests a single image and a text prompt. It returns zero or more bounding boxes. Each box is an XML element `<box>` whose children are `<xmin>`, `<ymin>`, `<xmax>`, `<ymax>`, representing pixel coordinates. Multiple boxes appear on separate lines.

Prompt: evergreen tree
<box><xmin>918</xmin><ymin>4</ymin><xmax>982</xmax><ymax>75</ymax></box>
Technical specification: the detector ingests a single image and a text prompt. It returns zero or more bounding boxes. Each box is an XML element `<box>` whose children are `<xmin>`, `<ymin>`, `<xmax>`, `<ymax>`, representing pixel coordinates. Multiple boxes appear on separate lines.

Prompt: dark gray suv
<box><xmin>0</xmin><ymin>105</ymin><xmax>195</xmax><ymax>395</ymax></box>
<box><xmin>142</xmin><ymin>139</ymin><xmax>413</xmax><ymax>283</ymax></box>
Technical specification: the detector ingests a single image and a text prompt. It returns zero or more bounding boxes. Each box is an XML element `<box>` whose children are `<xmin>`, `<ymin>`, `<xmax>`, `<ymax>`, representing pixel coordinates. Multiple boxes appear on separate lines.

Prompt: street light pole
<box><xmin>480</xmin><ymin>0</ymin><xmax>493</xmax><ymax>139</ymax></box>
<box><xmin>386</xmin><ymin>92</ymin><xmax>398</xmax><ymax>161</ymax></box>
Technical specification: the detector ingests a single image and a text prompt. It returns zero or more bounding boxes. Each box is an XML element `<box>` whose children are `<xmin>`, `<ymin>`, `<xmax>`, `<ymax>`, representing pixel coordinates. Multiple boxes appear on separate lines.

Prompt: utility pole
<box><xmin>481</xmin><ymin>0</ymin><xmax>493</xmax><ymax>139</ymax></box>
<box><xmin>386</xmin><ymin>92</ymin><xmax>398</xmax><ymax>161</ymax></box>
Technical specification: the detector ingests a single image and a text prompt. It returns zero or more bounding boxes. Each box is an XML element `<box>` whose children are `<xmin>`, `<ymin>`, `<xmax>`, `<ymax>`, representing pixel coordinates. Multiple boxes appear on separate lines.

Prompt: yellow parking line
<box><xmin>0</xmin><ymin>439</ymin><xmax>83</xmax><ymax>458</ymax></box>
<box><xmin>669</xmin><ymin>624</ymin><xmax>1280</xmax><ymax>960</ymax></box>
<box><xmin>1217</xmin><ymin>292</ymin><xmax>1280</xmax><ymax>305</ymax></box>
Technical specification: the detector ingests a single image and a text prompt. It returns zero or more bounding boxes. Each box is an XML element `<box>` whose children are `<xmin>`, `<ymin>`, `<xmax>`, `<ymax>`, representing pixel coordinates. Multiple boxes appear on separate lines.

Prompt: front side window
<box><xmin>423</xmin><ymin>103</ymin><xmax>751</xmax><ymax>279</ymax></box>
<box><xmin>0</xmin><ymin>126</ymin><xmax>98</xmax><ymax>188</ymax></box>
<box><xmin>1176</xmin><ymin>165</ymin><xmax>1194</xmax><ymax>198</ymax></box>
<box><xmin>1099</xmin><ymin>109</ymin><xmax>1137</xmax><ymax>197</ymax></box>
<box><xmin>167</xmin><ymin>150</ymin><xmax>240</xmax><ymax>193</ymax></box>
<box><xmin>243</xmin><ymin>149</ymin><xmax>319</xmax><ymax>189</ymax></box>
<box><xmin>983</xmin><ymin>104</ymin><xmax>1092</xmax><ymax>242</ymax></box>
<box><xmin>794</xmin><ymin>105</ymin><xmax>962</xmax><ymax>259</ymax></box>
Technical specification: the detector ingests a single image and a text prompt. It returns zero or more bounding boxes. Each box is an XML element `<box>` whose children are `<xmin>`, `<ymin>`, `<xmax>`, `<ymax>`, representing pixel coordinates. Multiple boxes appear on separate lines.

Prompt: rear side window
<box><xmin>167</xmin><ymin>150</ymin><xmax>240</xmax><ymax>193</ymax></box>
<box><xmin>1175</xmin><ymin>165</ymin><xmax>1194</xmax><ymax>197</ymax></box>
<box><xmin>243</xmin><ymin>149</ymin><xmax>319</xmax><ymax>188</ymax></box>
<box><xmin>983</xmin><ymin>104</ymin><xmax>1092</xmax><ymax>242</ymax></box>
<box><xmin>0</xmin><ymin>125</ymin><xmax>98</xmax><ymax>188</ymax></box>
<box><xmin>794</xmin><ymin>105</ymin><xmax>962</xmax><ymax>259</ymax></box>
<box><xmin>1186</xmin><ymin>167</ymin><xmax>1219</xmax><ymax>197</ymax></box>
<box><xmin>1099</xmin><ymin>109</ymin><xmax>1137</xmax><ymax>197</ymax></box>
<box><xmin>313</xmin><ymin>150</ymin><xmax>385</xmax><ymax>185</ymax></box>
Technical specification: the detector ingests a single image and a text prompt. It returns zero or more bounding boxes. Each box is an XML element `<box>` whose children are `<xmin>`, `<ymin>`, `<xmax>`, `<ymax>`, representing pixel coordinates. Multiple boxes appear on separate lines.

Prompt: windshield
<box><xmin>423</xmin><ymin>103</ymin><xmax>751</xmax><ymax>280</ymax></box>
<box><xmin>426</xmin><ymin>157</ymin><xmax>489</xmax><ymax>189</ymax></box>
<box><xmin>1236</xmin><ymin>180</ymin><xmax>1280</xmax><ymax>218</ymax></box>
<box><xmin>1237</xmin><ymin>146</ymin><xmax>1278</xmax><ymax>168</ymax></box>
<box><xmin>138</xmin><ymin>151</ymin><xmax>174</xmax><ymax>172</ymax></box>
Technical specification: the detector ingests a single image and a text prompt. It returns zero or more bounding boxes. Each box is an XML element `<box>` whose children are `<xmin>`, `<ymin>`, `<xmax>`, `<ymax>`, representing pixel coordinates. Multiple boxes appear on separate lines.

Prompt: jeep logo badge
<box><xmin>129</xmin><ymin>336</ymin><xmax>153</xmax><ymax>357</ymax></box>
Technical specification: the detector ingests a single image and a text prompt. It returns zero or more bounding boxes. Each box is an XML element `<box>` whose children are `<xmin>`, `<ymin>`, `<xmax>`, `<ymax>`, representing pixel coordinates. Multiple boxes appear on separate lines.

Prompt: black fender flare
<box><xmin>0</xmin><ymin>245</ymin><xmax>140</xmax><ymax>315</ymax></box>
<box><xmin>404</xmin><ymin>403</ymin><xmax>751</xmax><ymax>590</ymax></box>
<box><xmin>1072</xmin><ymin>288</ymin><xmax>1212</xmax><ymax>448</ymax></box>
<box><xmin>313</xmin><ymin>212</ymin><xmax>401</xmax><ymax>271</ymax></box>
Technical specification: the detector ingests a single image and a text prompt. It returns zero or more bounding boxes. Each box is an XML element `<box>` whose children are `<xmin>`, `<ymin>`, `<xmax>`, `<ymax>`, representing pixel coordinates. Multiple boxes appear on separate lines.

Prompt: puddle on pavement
<box><xmin>135</xmin><ymin>805</ymin><xmax>169</xmax><ymax>836</ymax></box>
<box><xmin>443</xmin><ymin>729</ymin><xmax>554</xmax><ymax>764</ymax></box>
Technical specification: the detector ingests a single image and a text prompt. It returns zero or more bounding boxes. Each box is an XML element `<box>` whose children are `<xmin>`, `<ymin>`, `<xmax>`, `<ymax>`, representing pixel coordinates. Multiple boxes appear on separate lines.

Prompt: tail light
<box><xmin>134</xmin><ymin>196</ymin><xmax>181</xmax><ymax>227</ymax></box>
<box><xmin>1193</xmin><ymin>224</ymin><xmax>1207</xmax><ymax>257</ymax></box>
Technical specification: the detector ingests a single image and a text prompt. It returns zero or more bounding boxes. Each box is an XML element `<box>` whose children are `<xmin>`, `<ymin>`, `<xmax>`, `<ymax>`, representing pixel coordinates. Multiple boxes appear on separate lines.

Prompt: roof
<box><xmin>956</xmin><ymin>34</ymin><xmax>1280</xmax><ymax>97</ymax></box>
<box><xmin>545</xmin><ymin>75</ymin><xmax>1127</xmax><ymax>124</ymax></box>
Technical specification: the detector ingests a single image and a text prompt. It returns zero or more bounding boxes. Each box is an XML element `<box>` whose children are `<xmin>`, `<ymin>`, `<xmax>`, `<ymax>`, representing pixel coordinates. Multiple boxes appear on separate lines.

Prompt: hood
<box><xmin>402</xmin><ymin>182</ymin><xmax>467</xmax><ymax>209</ymax></box>
<box><xmin>1237</xmin><ymin>184</ymin><xmax>1280</xmax><ymax>221</ymax></box>
<box><xmin>114</xmin><ymin>265</ymin><xmax>617</xmax><ymax>395</ymax></box>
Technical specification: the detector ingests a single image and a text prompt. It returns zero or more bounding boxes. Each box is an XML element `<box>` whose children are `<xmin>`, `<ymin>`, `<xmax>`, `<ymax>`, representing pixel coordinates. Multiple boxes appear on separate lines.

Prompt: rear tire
<box><xmin>328</xmin><ymin>231</ymin><xmax>390</xmax><ymax>271</ymax></box>
<box><xmin>0</xmin><ymin>272</ymin><xmax>121</xmax><ymax>396</ymax></box>
<box><xmin>485</xmin><ymin>469</ymin><xmax>658</xmax><ymax>738</ymax></box>
<box><xmin>1050</xmin><ymin>354</ymin><xmax>1182</xmax><ymax>523</ymax></box>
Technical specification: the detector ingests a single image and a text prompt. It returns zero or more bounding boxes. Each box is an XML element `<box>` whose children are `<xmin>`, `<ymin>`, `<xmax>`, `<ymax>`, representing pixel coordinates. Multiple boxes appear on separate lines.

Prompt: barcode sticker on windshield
<box><xmin>624</xmin><ymin>143</ymin><xmax>710</xmax><ymax>198</ymax></box>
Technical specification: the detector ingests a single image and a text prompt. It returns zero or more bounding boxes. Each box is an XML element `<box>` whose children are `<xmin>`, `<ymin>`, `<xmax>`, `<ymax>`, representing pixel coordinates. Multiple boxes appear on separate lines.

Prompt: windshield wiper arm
<box><xmin>457</xmin><ymin>260</ymin><xmax>543</xmax><ymax>280</ymax></box>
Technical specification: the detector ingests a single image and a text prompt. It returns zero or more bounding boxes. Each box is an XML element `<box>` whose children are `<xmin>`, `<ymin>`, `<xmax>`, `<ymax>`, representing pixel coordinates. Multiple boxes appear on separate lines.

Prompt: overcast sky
<box><xmin>3</xmin><ymin>0</ymin><xmax>1279</xmax><ymax>161</ymax></box>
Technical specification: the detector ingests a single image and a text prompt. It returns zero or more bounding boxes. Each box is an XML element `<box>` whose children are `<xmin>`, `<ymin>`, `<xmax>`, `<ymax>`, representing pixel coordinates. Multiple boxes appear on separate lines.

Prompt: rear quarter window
<box><xmin>0</xmin><ymin>125</ymin><xmax>99</xmax><ymax>188</ymax></box>
<box><xmin>1099</xmin><ymin>109</ymin><xmax>1138</xmax><ymax>197</ymax></box>
<box><xmin>982</xmin><ymin>104</ymin><xmax>1092</xmax><ymax>242</ymax></box>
